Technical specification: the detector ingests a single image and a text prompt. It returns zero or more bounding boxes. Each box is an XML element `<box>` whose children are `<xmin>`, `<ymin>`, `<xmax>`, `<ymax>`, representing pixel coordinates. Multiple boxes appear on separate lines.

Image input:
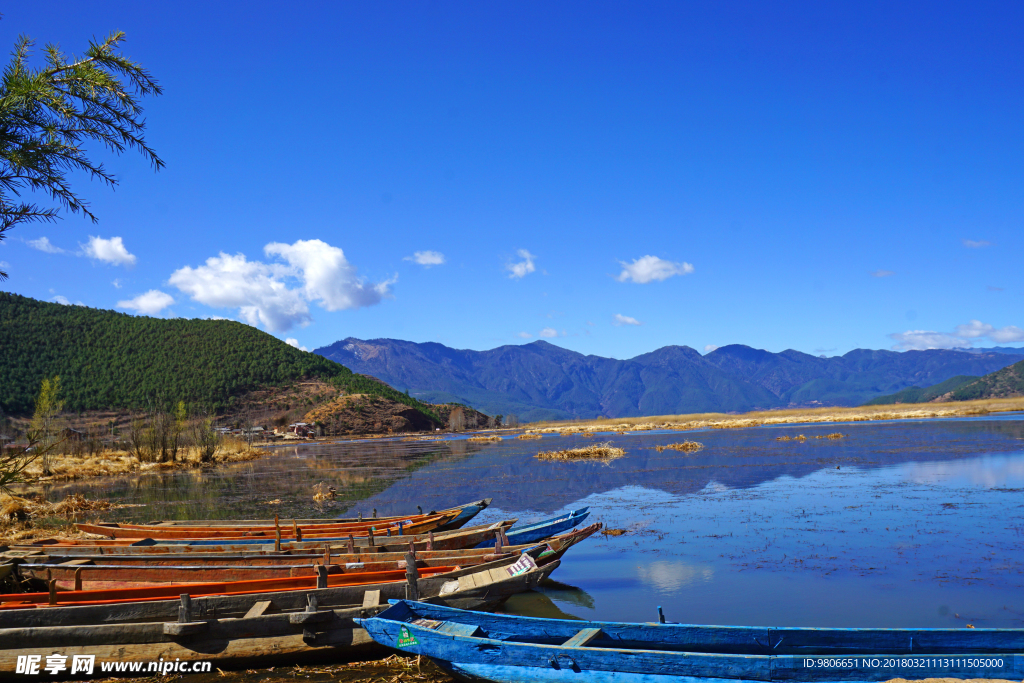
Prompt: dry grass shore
<box><xmin>519</xmin><ymin>397</ymin><xmax>1024</xmax><ymax>436</ymax></box>
<box><xmin>16</xmin><ymin>440</ymin><xmax>268</xmax><ymax>484</ymax></box>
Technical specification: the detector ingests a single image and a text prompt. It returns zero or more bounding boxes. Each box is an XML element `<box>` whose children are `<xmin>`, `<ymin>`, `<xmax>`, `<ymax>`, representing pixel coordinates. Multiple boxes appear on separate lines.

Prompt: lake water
<box><xmin>49</xmin><ymin>414</ymin><xmax>1024</xmax><ymax>629</ymax></box>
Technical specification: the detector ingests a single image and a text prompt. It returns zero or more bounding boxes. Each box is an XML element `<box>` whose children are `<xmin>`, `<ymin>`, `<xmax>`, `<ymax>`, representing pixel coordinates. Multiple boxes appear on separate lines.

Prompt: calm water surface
<box><xmin>47</xmin><ymin>415</ymin><xmax>1024</xmax><ymax>629</ymax></box>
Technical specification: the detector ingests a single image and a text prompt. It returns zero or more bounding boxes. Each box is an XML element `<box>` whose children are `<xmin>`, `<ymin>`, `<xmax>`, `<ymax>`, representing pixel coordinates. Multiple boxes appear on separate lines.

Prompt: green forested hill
<box><xmin>862</xmin><ymin>375</ymin><xmax>979</xmax><ymax>405</ymax></box>
<box><xmin>947</xmin><ymin>360</ymin><xmax>1024</xmax><ymax>401</ymax></box>
<box><xmin>0</xmin><ymin>292</ymin><xmax>436</xmax><ymax>418</ymax></box>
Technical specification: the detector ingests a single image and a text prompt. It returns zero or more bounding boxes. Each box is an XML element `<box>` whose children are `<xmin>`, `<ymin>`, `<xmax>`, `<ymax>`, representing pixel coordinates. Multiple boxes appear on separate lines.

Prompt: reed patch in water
<box><xmin>467</xmin><ymin>435</ymin><xmax>503</xmax><ymax>442</ymax></box>
<box><xmin>516</xmin><ymin>433</ymin><xmax>543</xmax><ymax>440</ymax></box>
<box><xmin>535</xmin><ymin>442</ymin><xmax>625</xmax><ymax>462</ymax></box>
<box><xmin>655</xmin><ymin>441</ymin><xmax>704</xmax><ymax>452</ymax></box>
<box><xmin>777</xmin><ymin>432</ymin><xmax>845</xmax><ymax>442</ymax></box>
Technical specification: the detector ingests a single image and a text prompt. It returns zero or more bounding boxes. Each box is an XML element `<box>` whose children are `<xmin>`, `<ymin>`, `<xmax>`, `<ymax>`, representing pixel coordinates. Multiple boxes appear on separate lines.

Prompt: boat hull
<box><xmin>360</xmin><ymin>601</ymin><xmax>1024</xmax><ymax>683</ymax></box>
<box><xmin>474</xmin><ymin>509</ymin><xmax>590</xmax><ymax>548</ymax></box>
<box><xmin>0</xmin><ymin>558</ymin><xmax>558</xmax><ymax>680</ymax></box>
<box><xmin>15</xmin><ymin>523</ymin><xmax>601</xmax><ymax>590</ymax></box>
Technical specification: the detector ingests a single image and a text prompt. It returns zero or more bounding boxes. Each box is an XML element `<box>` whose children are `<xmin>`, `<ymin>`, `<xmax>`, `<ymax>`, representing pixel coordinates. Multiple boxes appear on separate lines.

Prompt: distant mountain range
<box><xmin>314</xmin><ymin>338</ymin><xmax>1024</xmax><ymax>421</ymax></box>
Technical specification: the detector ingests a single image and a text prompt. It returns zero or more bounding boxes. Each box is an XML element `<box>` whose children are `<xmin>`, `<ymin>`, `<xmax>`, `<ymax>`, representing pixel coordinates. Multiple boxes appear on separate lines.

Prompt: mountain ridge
<box><xmin>315</xmin><ymin>337</ymin><xmax>1024</xmax><ymax>421</ymax></box>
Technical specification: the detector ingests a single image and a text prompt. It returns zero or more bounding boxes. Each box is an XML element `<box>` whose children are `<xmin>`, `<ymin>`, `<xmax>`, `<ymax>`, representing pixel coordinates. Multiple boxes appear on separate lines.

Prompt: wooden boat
<box><xmin>361</xmin><ymin>601</ymin><xmax>1024</xmax><ymax>683</ymax></box>
<box><xmin>14</xmin><ymin>523</ymin><xmax>600</xmax><ymax>571</ymax></box>
<box><xmin>8</xmin><ymin>519</ymin><xmax>517</xmax><ymax>555</ymax></box>
<box><xmin>474</xmin><ymin>507</ymin><xmax>590</xmax><ymax>548</ymax></box>
<box><xmin>133</xmin><ymin>497</ymin><xmax>490</xmax><ymax>532</ymax></box>
<box><xmin>0</xmin><ymin>555</ymin><xmax>559</xmax><ymax>679</ymax></box>
<box><xmin>13</xmin><ymin>524</ymin><xmax>602</xmax><ymax>591</ymax></box>
<box><xmin>76</xmin><ymin>508</ymin><xmax>462</xmax><ymax>540</ymax></box>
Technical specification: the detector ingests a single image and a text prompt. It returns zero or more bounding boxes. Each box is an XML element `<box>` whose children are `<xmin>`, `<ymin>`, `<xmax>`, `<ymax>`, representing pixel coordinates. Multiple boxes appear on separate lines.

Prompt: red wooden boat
<box><xmin>14</xmin><ymin>523</ymin><xmax>601</xmax><ymax>591</ymax></box>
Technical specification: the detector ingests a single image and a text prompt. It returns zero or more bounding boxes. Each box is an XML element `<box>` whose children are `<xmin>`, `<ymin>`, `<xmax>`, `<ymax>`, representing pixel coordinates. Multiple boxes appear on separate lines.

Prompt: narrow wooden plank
<box><xmin>563</xmin><ymin>627</ymin><xmax>602</xmax><ymax>648</ymax></box>
<box><xmin>361</xmin><ymin>590</ymin><xmax>380</xmax><ymax>608</ymax></box>
<box><xmin>243</xmin><ymin>600</ymin><xmax>273</xmax><ymax>619</ymax></box>
<box><xmin>58</xmin><ymin>559</ymin><xmax>93</xmax><ymax>566</ymax></box>
<box><xmin>436</xmin><ymin>621</ymin><xmax>482</xmax><ymax>638</ymax></box>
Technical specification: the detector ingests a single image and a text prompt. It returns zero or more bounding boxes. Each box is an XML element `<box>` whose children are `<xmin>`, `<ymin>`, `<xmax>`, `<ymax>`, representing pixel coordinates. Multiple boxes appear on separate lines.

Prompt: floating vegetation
<box><xmin>467</xmin><ymin>435</ymin><xmax>503</xmax><ymax>442</ymax></box>
<box><xmin>516</xmin><ymin>433</ymin><xmax>543</xmax><ymax>440</ymax></box>
<box><xmin>602</xmin><ymin>528</ymin><xmax>628</xmax><ymax>536</ymax></box>
<box><xmin>655</xmin><ymin>441</ymin><xmax>704</xmax><ymax>453</ymax></box>
<box><xmin>777</xmin><ymin>432</ymin><xmax>845</xmax><ymax>442</ymax></box>
<box><xmin>535</xmin><ymin>442</ymin><xmax>625</xmax><ymax>462</ymax></box>
<box><xmin>312</xmin><ymin>481</ymin><xmax>337</xmax><ymax>504</ymax></box>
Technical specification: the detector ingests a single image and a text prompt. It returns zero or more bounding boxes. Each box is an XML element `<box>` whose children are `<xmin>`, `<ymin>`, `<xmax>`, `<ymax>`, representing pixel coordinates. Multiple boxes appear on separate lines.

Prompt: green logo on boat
<box><xmin>396</xmin><ymin>626</ymin><xmax>419</xmax><ymax>648</ymax></box>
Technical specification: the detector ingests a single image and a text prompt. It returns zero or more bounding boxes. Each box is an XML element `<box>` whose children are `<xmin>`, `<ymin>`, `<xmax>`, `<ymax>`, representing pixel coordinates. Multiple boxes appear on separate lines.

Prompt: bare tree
<box><xmin>128</xmin><ymin>412</ymin><xmax>151</xmax><ymax>462</ymax></box>
<box><xmin>190</xmin><ymin>413</ymin><xmax>219</xmax><ymax>463</ymax></box>
<box><xmin>448</xmin><ymin>406</ymin><xmax>466</xmax><ymax>432</ymax></box>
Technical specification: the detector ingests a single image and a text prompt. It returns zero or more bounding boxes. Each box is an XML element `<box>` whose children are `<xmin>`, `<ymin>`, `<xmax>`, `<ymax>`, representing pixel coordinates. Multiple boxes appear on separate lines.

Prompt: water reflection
<box><xmin>637</xmin><ymin>561</ymin><xmax>714</xmax><ymax>593</ymax></box>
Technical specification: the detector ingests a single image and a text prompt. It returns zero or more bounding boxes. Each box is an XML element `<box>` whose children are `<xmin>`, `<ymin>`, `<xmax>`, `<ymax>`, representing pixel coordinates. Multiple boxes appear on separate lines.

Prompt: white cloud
<box><xmin>953</xmin><ymin>320</ymin><xmax>993</xmax><ymax>339</ymax></box>
<box><xmin>111</xmin><ymin>278</ymin><xmax>123</xmax><ymax>289</ymax></box>
<box><xmin>27</xmin><ymin>236</ymin><xmax>65</xmax><ymax>254</ymax></box>
<box><xmin>51</xmin><ymin>295</ymin><xmax>72</xmax><ymax>305</ymax></box>
<box><xmin>117</xmin><ymin>290</ymin><xmax>175</xmax><ymax>316</ymax></box>
<box><xmin>539</xmin><ymin>327</ymin><xmax>558</xmax><ymax>338</ymax></box>
<box><xmin>507</xmin><ymin>249</ymin><xmax>536</xmax><ymax>279</ymax></box>
<box><xmin>169</xmin><ymin>240</ymin><xmax>392</xmax><ymax>332</ymax></box>
<box><xmin>0</xmin><ymin>260</ymin><xmax>8</xmax><ymax>269</ymax></box>
<box><xmin>404</xmin><ymin>250</ymin><xmax>445</xmax><ymax>267</ymax></box>
<box><xmin>891</xmin><ymin>319</ymin><xmax>1024</xmax><ymax>350</ymax></box>
<box><xmin>871</xmin><ymin>270</ymin><xmax>895</xmax><ymax>278</ymax></box>
<box><xmin>704</xmin><ymin>344</ymin><xmax>719</xmax><ymax>353</ymax></box>
<box><xmin>616</xmin><ymin>255</ymin><xmax>693</xmax><ymax>284</ymax></box>
<box><xmin>83</xmin><ymin>235</ymin><xmax>136</xmax><ymax>266</ymax></box>
<box><xmin>265</xmin><ymin>239</ymin><xmax>394</xmax><ymax>311</ymax></box>
<box><xmin>613</xmin><ymin>313</ymin><xmax>642</xmax><ymax>326</ymax></box>
<box><xmin>963</xmin><ymin>239</ymin><xmax>991</xmax><ymax>248</ymax></box>
<box><xmin>517</xmin><ymin>332</ymin><xmax>532</xmax><ymax>339</ymax></box>
<box><xmin>170</xmin><ymin>252</ymin><xmax>311</xmax><ymax>331</ymax></box>
<box><xmin>285</xmin><ymin>337</ymin><xmax>310</xmax><ymax>352</ymax></box>
<box><xmin>889</xmin><ymin>330</ymin><xmax>972</xmax><ymax>351</ymax></box>
<box><xmin>990</xmin><ymin>326</ymin><xmax>1024</xmax><ymax>343</ymax></box>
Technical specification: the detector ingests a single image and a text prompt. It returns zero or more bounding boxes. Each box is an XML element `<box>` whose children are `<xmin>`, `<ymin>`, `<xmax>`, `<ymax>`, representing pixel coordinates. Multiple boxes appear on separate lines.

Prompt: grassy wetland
<box><xmin>518</xmin><ymin>396</ymin><xmax>1024</xmax><ymax>436</ymax></box>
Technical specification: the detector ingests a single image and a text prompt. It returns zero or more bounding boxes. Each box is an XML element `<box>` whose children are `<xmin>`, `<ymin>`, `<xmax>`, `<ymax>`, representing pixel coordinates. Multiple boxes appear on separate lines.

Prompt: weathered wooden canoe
<box><xmin>134</xmin><ymin>498</ymin><xmax>490</xmax><ymax>532</ymax></box>
<box><xmin>360</xmin><ymin>600</ymin><xmax>1024</xmax><ymax>683</ymax></box>
<box><xmin>0</xmin><ymin>555</ymin><xmax>559</xmax><ymax>680</ymax></box>
<box><xmin>474</xmin><ymin>507</ymin><xmax>590</xmax><ymax>548</ymax></box>
<box><xmin>9</xmin><ymin>519</ymin><xmax>517</xmax><ymax>555</ymax></box>
<box><xmin>76</xmin><ymin>508</ymin><xmax>461</xmax><ymax>540</ymax></box>
<box><xmin>15</xmin><ymin>524</ymin><xmax>601</xmax><ymax>591</ymax></box>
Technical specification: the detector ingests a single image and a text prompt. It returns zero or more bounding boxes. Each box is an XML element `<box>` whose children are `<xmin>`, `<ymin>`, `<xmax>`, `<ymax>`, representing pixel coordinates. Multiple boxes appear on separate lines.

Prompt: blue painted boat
<box><xmin>474</xmin><ymin>508</ymin><xmax>590</xmax><ymax>549</ymax></box>
<box><xmin>361</xmin><ymin>600</ymin><xmax>1024</xmax><ymax>682</ymax></box>
<box><xmin>431</xmin><ymin>498</ymin><xmax>492</xmax><ymax>532</ymax></box>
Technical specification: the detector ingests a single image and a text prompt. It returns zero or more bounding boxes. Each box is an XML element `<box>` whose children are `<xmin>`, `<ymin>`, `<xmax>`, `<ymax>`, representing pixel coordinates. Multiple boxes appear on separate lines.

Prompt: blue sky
<box><xmin>2</xmin><ymin>1</ymin><xmax>1022</xmax><ymax>359</ymax></box>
